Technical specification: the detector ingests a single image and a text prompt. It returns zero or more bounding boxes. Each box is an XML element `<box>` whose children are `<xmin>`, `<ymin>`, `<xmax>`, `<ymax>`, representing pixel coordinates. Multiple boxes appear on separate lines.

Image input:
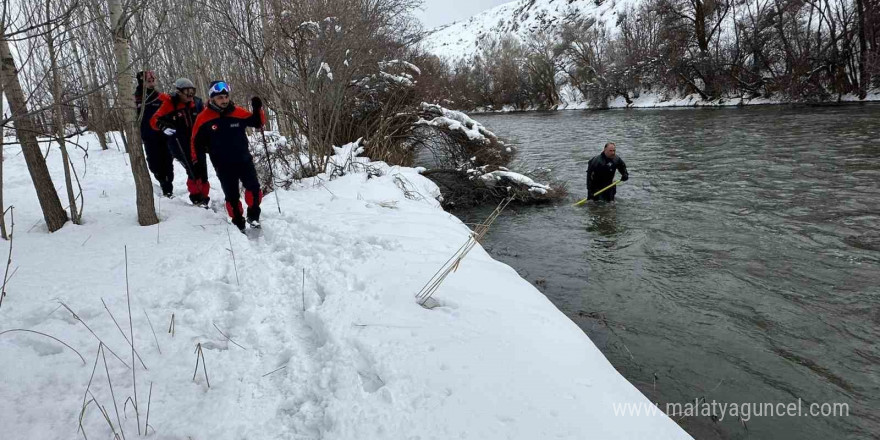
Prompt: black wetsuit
<box><xmin>135</xmin><ymin>88</ymin><xmax>172</xmax><ymax>194</ymax></box>
<box><xmin>587</xmin><ymin>152</ymin><xmax>628</xmax><ymax>201</ymax></box>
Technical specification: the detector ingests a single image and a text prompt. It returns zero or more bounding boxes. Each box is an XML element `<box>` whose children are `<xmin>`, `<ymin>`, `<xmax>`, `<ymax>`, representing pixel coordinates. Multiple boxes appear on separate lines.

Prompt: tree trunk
<box><xmin>70</xmin><ymin>25</ymin><xmax>108</xmax><ymax>149</ymax></box>
<box><xmin>186</xmin><ymin>0</ymin><xmax>209</xmax><ymax>98</ymax></box>
<box><xmin>695</xmin><ymin>0</ymin><xmax>710</xmax><ymax>53</ymax></box>
<box><xmin>0</xmin><ymin>38</ymin><xmax>68</xmax><ymax>232</ymax></box>
<box><xmin>46</xmin><ymin>0</ymin><xmax>80</xmax><ymax>224</ymax></box>
<box><xmin>0</xmin><ymin>68</ymin><xmax>6</xmax><ymax>240</ymax></box>
<box><xmin>857</xmin><ymin>0</ymin><xmax>870</xmax><ymax>99</ymax></box>
<box><xmin>109</xmin><ymin>0</ymin><xmax>158</xmax><ymax>226</ymax></box>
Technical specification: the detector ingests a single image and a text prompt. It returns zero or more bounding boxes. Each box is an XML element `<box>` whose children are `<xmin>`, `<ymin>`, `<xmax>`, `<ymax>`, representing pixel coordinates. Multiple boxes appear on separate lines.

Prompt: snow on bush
<box><xmin>415</xmin><ymin>102</ymin><xmax>501</xmax><ymax>146</ymax></box>
<box><xmin>477</xmin><ymin>169</ymin><xmax>551</xmax><ymax>195</ymax></box>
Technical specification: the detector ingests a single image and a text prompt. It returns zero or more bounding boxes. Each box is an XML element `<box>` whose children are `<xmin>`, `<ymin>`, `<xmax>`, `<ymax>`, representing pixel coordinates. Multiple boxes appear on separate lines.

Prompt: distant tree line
<box><xmin>419</xmin><ymin>0</ymin><xmax>880</xmax><ymax>110</ymax></box>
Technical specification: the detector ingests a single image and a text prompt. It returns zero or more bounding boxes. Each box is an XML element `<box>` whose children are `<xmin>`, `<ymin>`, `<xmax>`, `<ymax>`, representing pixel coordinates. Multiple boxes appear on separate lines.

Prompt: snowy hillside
<box><xmin>0</xmin><ymin>132</ymin><xmax>691</xmax><ymax>439</ymax></box>
<box><xmin>422</xmin><ymin>0</ymin><xmax>636</xmax><ymax>62</ymax></box>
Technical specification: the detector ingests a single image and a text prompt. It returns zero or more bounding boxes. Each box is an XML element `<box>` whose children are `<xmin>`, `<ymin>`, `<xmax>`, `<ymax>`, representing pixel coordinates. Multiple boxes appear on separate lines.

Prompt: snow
<box><xmin>318</xmin><ymin>62</ymin><xmax>333</xmax><ymax>81</ymax></box>
<box><xmin>416</xmin><ymin>103</ymin><xmax>501</xmax><ymax>145</ymax></box>
<box><xmin>378</xmin><ymin>71</ymin><xmax>412</xmax><ymax>86</ymax></box>
<box><xmin>300</xmin><ymin>21</ymin><xmax>320</xmax><ymax>32</ymax></box>
<box><xmin>478</xmin><ymin>169</ymin><xmax>551</xmax><ymax>192</ymax></box>
<box><xmin>0</xmin><ymin>131</ymin><xmax>690</xmax><ymax>439</ymax></box>
<box><xmin>379</xmin><ymin>60</ymin><xmax>422</xmax><ymax>75</ymax></box>
<box><xmin>473</xmin><ymin>85</ymin><xmax>880</xmax><ymax>112</ymax></box>
<box><xmin>421</xmin><ymin>0</ymin><xmax>639</xmax><ymax>62</ymax></box>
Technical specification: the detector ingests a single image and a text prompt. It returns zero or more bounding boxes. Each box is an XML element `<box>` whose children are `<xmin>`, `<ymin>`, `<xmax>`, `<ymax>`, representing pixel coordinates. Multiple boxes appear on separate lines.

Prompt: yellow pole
<box><xmin>573</xmin><ymin>180</ymin><xmax>622</xmax><ymax>207</ymax></box>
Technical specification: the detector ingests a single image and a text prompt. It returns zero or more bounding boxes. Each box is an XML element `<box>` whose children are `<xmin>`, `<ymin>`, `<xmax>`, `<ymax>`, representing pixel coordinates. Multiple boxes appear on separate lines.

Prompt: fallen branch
<box><xmin>415</xmin><ymin>197</ymin><xmax>511</xmax><ymax>307</ymax></box>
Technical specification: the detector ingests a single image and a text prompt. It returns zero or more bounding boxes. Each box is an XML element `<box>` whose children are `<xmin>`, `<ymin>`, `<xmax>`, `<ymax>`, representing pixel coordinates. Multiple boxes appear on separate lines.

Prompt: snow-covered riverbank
<box><xmin>473</xmin><ymin>88</ymin><xmax>880</xmax><ymax>113</ymax></box>
<box><xmin>0</xmin><ymin>132</ymin><xmax>690</xmax><ymax>439</ymax></box>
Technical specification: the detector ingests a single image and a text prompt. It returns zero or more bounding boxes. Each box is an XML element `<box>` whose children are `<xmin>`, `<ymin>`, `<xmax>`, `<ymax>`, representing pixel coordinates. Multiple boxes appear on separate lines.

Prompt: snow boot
<box><xmin>231</xmin><ymin>215</ymin><xmax>246</xmax><ymax>232</ymax></box>
<box><xmin>247</xmin><ymin>217</ymin><xmax>261</xmax><ymax>229</ymax></box>
<box><xmin>160</xmin><ymin>181</ymin><xmax>174</xmax><ymax>198</ymax></box>
<box><xmin>190</xmin><ymin>194</ymin><xmax>211</xmax><ymax>209</ymax></box>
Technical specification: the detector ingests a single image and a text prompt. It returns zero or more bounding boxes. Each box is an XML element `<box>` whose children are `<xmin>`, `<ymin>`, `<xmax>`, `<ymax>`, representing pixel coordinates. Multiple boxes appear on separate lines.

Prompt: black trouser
<box><xmin>216</xmin><ymin>160</ymin><xmax>262</xmax><ymax>221</ymax></box>
<box><xmin>143</xmin><ymin>134</ymin><xmax>173</xmax><ymax>192</ymax></box>
<box><xmin>588</xmin><ymin>180</ymin><xmax>616</xmax><ymax>202</ymax></box>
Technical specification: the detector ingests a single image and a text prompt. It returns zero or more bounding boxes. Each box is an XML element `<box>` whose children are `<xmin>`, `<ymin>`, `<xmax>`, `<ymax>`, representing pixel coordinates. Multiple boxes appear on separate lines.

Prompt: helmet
<box><xmin>208</xmin><ymin>80</ymin><xmax>231</xmax><ymax>98</ymax></box>
<box><xmin>174</xmin><ymin>77</ymin><xmax>195</xmax><ymax>90</ymax></box>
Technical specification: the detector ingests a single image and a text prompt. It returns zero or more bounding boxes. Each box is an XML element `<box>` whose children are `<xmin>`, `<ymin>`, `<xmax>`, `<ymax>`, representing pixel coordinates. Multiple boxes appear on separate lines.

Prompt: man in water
<box><xmin>587</xmin><ymin>142</ymin><xmax>629</xmax><ymax>202</ymax></box>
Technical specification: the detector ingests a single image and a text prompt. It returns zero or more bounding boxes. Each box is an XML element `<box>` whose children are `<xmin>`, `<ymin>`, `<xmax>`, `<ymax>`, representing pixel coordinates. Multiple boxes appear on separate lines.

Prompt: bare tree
<box><xmin>0</xmin><ymin>26</ymin><xmax>68</xmax><ymax>232</ymax></box>
<box><xmin>109</xmin><ymin>0</ymin><xmax>157</xmax><ymax>226</ymax></box>
<box><xmin>44</xmin><ymin>0</ymin><xmax>80</xmax><ymax>224</ymax></box>
<box><xmin>0</xmin><ymin>50</ymin><xmax>6</xmax><ymax>240</ymax></box>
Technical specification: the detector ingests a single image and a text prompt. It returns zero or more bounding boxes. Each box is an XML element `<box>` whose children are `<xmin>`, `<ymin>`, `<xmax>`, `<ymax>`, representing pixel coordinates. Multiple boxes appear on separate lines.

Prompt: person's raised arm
<box><xmin>245</xmin><ymin>97</ymin><xmax>266</xmax><ymax>128</ymax></box>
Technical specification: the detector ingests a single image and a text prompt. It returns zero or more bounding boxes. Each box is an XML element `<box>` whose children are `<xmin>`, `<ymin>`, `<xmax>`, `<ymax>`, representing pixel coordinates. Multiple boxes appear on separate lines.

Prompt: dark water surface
<box><xmin>458</xmin><ymin>106</ymin><xmax>880</xmax><ymax>439</ymax></box>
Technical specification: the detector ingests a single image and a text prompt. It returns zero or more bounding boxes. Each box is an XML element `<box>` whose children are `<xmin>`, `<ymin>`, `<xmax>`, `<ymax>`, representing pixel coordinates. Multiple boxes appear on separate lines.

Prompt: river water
<box><xmin>456</xmin><ymin>106</ymin><xmax>880</xmax><ymax>439</ymax></box>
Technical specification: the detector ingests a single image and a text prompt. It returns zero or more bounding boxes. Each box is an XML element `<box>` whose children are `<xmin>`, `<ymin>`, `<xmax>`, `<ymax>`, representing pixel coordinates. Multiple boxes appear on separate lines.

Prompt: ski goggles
<box><xmin>208</xmin><ymin>81</ymin><xmax>231</xmax><ymax>97</ymax></box>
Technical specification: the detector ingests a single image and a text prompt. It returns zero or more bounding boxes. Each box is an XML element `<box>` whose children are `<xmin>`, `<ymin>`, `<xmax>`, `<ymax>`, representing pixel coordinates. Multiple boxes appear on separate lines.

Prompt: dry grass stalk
<box><xmin>100</xmin><ymin>298</ymin><xmax>148</xmax><ymax>370</ymax></box>
<box><xmin>0</xmin><ymin>206</ymin><xmax>14</xmax><ymax>310</ymax></box>
<box><xmin>79</xmin><ymin>398</ymin><xmax>95</xmax><ymax>440</ymax></box>
<box><xmin>226</xmin><ymin>226</ymin><xmax>240</xmax><ymax>286</ymax></box>
<box><xmin>261</xmin><ymin>365</ymin><xmax>287</xmax><ymax>377</ymax></box>
<box><xmin>143</xmin><ymin>309</ymin><xmax>161</xmax><ymax>354</ymax></box>
<box><xmin>88</xmin><ymin>391</ymin><xmax>122</xmax><ymax>440</ymax></box>
<box><xmin>415</xmin><ymin>197</ymin><xmax>511</xmax><ymax>306</ymax></box>
<box><xmin>123</xmin><ymin>247</ymin><xmax>141</xmax><ymax>435</ymax></box>
<box><xmin>145</xmin><ymin>382</ymin><xmax>154</xmax><ymax>435</ymax></box>
<box><xmin>193</xmin><ymin>342</ymin><xmax>210</xmax><ymax>388</ymax></box>
<box><xmin>78</xmin><ymin>343</ymin><xmax>104</xmax><ymax>437</ymax></box>
<box><xmin>101</xmin><ymin>342</ymin><xmax>126</xmax><ymax>440</ymax></box>
<box><xmin>60</xmin><ymin>302</ymin><xmax>130</xmax><ymax>369</ymax></box>
<box><xmin>0</xmin><ymin>328</ymin><xmax>86</xmax><ymax>364</ymax></box>
<box><xmin>168</xmin><ymin>313</ymin><xmax>175</xmax><ymax>337</ymax></box>
<box><xmin>212</xmin><ymin>322</ymin><xmax>247</xmax><ymax>350</ymax></box>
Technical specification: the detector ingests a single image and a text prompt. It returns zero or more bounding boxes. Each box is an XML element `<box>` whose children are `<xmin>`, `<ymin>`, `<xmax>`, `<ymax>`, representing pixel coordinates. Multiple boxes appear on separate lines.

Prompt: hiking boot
<box><xmin>190</xmin><ymin>194</ymin><xmax>211</xmax><ymax>208</ymax></box>
<box><xmin>231</xmin><ymin>215</ymin><xmax>246</xmax><ymax>232</ymax></box>
<box><xmin>160</xmin><ymin>180</ymin><xmax>174</xmax><ymax>198</ymax></box>
<box><xmin>247</xmin><ymin>217</ymin><xmax>261</xmax><ymax>229</ymax></box>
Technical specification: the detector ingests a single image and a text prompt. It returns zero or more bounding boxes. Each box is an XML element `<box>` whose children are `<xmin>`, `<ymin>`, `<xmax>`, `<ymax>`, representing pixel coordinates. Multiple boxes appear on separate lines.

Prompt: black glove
<box><xmin>621</xmin><ymin>174</ymin><xmax>629</xmax><ymax>182</ymax></box>
<box><xmin>156</xmin><ymin>117</ymin><xmax>173</xmax><ymax>131</ymax></box>
<box><xmin>251</xmin><ymin>96</ymin><xmax>263</xmax><ymax>112</ymax></box>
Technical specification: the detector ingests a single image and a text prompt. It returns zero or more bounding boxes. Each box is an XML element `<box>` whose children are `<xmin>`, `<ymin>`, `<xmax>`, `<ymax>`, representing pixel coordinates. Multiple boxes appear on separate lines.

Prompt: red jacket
<box><xmin>191</xmin><ymin>103</ymin><xmax>265</xmax><ymax>166</ymax></box>
<box><xmin>150</xmin><ymin>95</ymin><xmax>203</xmax><ymax>133</ymax></box>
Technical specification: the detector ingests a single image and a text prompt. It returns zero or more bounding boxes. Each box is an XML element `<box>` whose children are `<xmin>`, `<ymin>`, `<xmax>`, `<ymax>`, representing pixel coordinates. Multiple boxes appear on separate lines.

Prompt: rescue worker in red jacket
<box><xmin>191</xmin><ymin>81</ymin><xmax>265</xmax><ymax>231</ymax></box>
<box><xmin>151</xmin><ymin>78</ymin><xmax>209</xmax><ymax>206</ymax></box>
